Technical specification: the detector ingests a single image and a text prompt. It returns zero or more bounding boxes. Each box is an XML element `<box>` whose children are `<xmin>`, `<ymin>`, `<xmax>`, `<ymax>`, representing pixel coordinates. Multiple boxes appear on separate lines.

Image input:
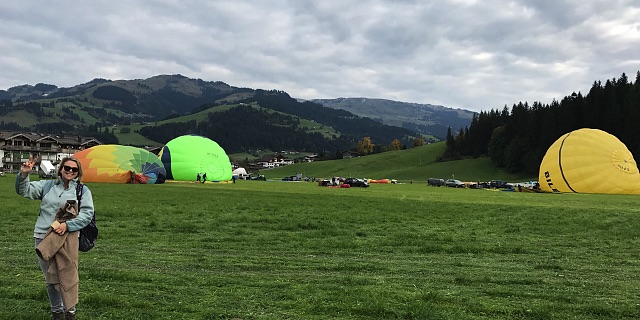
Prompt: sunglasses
<box><xmin>63</xmin><ymin>165</ymin><xmax>79</xmax><ymax>173</ymax></box>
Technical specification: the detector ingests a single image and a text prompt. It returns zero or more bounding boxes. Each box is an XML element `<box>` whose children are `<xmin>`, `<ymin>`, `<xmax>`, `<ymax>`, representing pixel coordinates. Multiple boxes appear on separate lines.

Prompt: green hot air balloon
<box><xmin>159</xmin><ymin>135</ymin><xmax>232</xmax><ymax>182</ymax></box>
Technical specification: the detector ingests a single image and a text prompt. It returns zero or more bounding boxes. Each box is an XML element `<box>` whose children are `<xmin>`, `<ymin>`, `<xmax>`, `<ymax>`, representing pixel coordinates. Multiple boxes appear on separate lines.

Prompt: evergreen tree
<box><xmin>443</xmin><ymin>71</ymin><xmax>640</xmax><ymax>175</ymax></box>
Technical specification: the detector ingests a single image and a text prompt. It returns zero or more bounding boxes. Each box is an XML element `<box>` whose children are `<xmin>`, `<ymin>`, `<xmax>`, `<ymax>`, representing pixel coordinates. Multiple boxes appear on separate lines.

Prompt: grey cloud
<box><xmin>1</xmin><ymin>0</ymin><xmax>639</xmax><ymax>112</ymax></box>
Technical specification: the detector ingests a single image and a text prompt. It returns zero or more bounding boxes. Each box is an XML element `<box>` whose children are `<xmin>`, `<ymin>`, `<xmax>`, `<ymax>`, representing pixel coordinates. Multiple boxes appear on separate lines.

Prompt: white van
<box><xmin>39</xmin><ymin>160</ymin><xmax>56</xmax><ymax>178</ymax></box>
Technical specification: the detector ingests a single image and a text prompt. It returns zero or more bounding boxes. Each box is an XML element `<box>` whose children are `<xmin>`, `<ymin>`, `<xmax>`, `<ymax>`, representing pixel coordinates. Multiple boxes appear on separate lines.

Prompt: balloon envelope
<box><xmin>74</xmin><ymin>145</ymin><xmax>166</xmax><ymax>184</ymax></box>
<box><xmin>158</xmin><ymin>135</ymin><xmax>232</xmax><ymax>181</ymax></box>
<box><xmin>538</xmin><ymin>128</ymin><xmax>640</xmax><ymax>194</ymax></box>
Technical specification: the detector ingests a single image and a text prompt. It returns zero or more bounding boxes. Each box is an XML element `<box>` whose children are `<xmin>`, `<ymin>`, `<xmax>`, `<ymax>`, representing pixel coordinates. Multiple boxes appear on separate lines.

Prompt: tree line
<box><xmin>443</xmin><ymin>71</ymin><xmax>640</xmax><ymax>175</ymax></box>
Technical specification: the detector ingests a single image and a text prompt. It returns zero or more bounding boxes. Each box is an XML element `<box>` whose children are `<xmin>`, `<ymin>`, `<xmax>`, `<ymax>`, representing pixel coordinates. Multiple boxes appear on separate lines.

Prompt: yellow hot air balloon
<box><xmin>538</xmin><ymin>128</ymin><xmax>640</xmax><ymax>194</ymax></box>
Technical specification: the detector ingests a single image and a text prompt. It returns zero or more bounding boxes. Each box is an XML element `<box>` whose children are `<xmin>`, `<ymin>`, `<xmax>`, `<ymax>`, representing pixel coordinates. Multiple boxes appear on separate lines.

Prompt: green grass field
<box><xmin>2</xmin><ymin>175</ymin><xmax>640</xmax><ymax>319</ymax></box>
<box><xmin>260</xmin><ymin>143</ymin><xmax>535</xmax><ymax>183</ymax></box>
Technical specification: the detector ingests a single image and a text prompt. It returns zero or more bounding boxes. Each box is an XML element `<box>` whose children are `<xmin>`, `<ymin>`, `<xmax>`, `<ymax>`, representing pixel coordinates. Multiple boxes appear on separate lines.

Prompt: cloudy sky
<box><xmin>1</xmin><ymin>1</ymin><xmax>639</xmax><ymax>112</ymax></box>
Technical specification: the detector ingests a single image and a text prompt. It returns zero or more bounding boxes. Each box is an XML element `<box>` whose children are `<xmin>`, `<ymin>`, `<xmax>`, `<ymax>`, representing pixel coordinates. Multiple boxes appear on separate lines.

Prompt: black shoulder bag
<box><xmin>76</xmin><ymin>183</ymin><xmax>98</xmax><ymax>252</ymax></box>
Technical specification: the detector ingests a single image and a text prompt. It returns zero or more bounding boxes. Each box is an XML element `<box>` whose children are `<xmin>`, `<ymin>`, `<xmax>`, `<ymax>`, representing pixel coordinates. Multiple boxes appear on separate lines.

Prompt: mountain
<box><xmin>310</xmin><ymin>98</ymin><xmax>475</xmax><ymax>140</ymax></box>
<box><xmin>0</xmin><ymin>74</ymin><xmax>470</xmax><ymax>153</ymax></box>
<box><xmin>1</xmin><ymin>74</ymin><xmax>253</xmax><ymax>119</ymax></box>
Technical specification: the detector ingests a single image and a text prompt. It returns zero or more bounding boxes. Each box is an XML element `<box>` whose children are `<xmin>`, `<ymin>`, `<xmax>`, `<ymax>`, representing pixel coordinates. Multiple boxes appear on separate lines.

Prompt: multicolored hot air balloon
<box><xmin>73</xmin><ymin>145</ymin><xmax>166</xmax><ymax>184</ymax></box>
<box><xmin>538</xmin><ymin>128</ymin><xmax>640</xmax><ymax>194</ymax></box>
<box><xmin>158</xmin><ymin>135</ymin><xmax>232</xmax><ymax>181</ymax></box>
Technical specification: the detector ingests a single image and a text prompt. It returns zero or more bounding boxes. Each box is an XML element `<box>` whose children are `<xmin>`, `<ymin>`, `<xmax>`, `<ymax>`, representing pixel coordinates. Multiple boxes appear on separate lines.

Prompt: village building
<box><xmin>0</xmin><ymin>131</ymin><xmax>101</xmax><ymax>173</ymax></box>
<box><xmin>303</xmin><ymin>153</ymin><xmax>319</xmax><ymax>162</ymax></box>
<box><xmin>253</xmin><ymin>154</ymin><xmax>295</xmax><ymax>169</ymax></box>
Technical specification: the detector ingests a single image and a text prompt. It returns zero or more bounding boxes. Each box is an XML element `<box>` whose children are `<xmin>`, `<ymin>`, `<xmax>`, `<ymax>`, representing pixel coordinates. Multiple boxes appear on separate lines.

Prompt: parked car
<box><xmin>427</xmin><ymin>178</ymin><xmax>446</xmax><ymax>187</ymax></box>
<box><xmin>489</xmin><ymin>180</ymin><xmax>509</xmax><ymax>189</ymax></box>
<box><xmin>477</xmin><ymin>182</ymin><xmax>490</xmax><ymax>189</ymax></box>
<box><xmin>445</xmin><ymin>179</ymin><xmax>465</xmax><ymax>188</ymax></box>
<box><xmin>343</xmin><ymin>177</ymin><xmax>369</xmax><ymax>188</ymax></box>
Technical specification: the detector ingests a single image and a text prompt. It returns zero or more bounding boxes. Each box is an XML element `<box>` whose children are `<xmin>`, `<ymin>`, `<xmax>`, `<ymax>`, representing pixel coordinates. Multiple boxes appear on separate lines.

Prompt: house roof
<box><xmin>0</xmin><ymin>130</ymin><xmax>102</xmax><ymax>146</ymax></box>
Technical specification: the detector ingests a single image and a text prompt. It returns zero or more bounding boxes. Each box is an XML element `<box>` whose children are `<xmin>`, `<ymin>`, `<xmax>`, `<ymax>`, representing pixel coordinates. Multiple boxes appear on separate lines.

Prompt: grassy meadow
<box><xmin>260</xmin><ymin>143</ymin><xmax>534</xmax><ymax>183</ymax></box>
<box><xmin>2</xmin><ymin>175</ymin><xmax>640</xmax><ymax>320</ymax></box>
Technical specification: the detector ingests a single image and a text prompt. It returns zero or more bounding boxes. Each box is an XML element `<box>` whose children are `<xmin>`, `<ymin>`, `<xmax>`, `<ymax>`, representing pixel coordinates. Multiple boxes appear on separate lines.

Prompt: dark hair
<box><xmin>57</xmin><ymin>157</ymin><xmax>83</xmax><ymax>181</ymax></box>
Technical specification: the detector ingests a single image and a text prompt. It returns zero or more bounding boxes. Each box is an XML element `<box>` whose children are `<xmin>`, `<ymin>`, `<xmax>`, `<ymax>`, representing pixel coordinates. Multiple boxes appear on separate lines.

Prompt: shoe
<box><xmin>65</xmin><ymin>312</ymin><xmax>76</xmax><ymax>320</ymax></box>
<box><xmin>52</xmin><ymin>312</ymin><xmax>65</xmax><ymax>320</ymax></box>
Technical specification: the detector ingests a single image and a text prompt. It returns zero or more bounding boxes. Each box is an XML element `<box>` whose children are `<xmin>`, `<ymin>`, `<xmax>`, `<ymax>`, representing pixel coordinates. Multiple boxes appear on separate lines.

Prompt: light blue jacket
<box><xmin>16</xmin><ymin>175</ymin><xmax>95</xmax><ymax>238</ymax></box>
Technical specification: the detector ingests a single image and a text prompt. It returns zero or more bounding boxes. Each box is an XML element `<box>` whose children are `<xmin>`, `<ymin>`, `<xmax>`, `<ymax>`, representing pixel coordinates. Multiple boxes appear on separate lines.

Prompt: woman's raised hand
<box><xmin>21</xmin><ymin>156</ymin><xmax>38</xmax><ymax>174</ymax></box>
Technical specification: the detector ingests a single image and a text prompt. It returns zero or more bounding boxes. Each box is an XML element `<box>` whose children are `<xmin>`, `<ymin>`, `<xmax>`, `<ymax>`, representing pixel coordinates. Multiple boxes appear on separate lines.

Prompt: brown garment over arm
<box><xmin>35</xmin><ymin>200</ymin><xmax>80</xmax><ymax>311</ymax></box>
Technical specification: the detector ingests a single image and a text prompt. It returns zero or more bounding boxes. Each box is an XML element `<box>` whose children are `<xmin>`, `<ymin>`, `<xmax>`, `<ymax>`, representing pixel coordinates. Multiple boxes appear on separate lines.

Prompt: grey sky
<box><xmin>1</xmin><ymin>0</ymin><xmax>639</xmax><ymax>112</ymax></box>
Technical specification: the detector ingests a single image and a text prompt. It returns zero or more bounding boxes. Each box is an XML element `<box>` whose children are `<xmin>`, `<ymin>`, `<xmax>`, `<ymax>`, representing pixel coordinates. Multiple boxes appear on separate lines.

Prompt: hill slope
<box><xmin>0</xmin><ymin>75</ymin><xmax>252</xmax><ymax>125</ymax></box>
<box><xmin>261</xmin><ymin>142</ymin><xmax>534</xmax><ymax>182</ymax></box>
<box><xmin>114</xmin><ymin>96</ymin><xmax>420</xmax><ymax>153</ymax></box>
<box><xmin>0</xmin><ymin>75</ymin><xmax>472</xmax><ymax>153</ymax></box>
<box><xmin>311</xmin><ymin>98</ymin><xmax>475</xmax><ymax>140</ymax></box>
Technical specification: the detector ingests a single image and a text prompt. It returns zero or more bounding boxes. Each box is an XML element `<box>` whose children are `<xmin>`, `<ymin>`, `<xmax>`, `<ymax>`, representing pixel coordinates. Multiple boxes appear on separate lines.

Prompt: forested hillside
<box><xmin>444</xmin><ymin>71</ymin><xmax>640</xmax><ymax>175</ymax></box>
<box><xmin>0</xmin><ymin>75</ymin><xmax>424</xmax><ymax>155</ymax></box>
<box><xmin>249</xmin><ymin>90</ymin><xmax>416</xmax><ymax>148</ymax></box>
<box><xmin>139</xmin><ymin>104</ymin><xmax>351</xmax><ymax>153</ymax></box>
<box><xmin>138</xmin><ymin>90</ymin><xmax>419</xmax><ymax>154</ymax></box>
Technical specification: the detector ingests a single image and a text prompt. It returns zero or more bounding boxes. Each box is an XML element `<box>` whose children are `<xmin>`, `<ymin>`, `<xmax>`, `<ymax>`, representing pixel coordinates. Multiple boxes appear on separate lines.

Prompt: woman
<box><xmin>15</xmin><ymin>156</ymin><xmax>95</xmax><ymax>320</ymax></box>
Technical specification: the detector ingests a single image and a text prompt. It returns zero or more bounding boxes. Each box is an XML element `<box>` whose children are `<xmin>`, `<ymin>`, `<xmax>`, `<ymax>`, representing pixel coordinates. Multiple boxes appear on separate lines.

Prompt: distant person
<box><xmin>232</xmin><ymin>175</ymin><xmax>237</xmax><ymax>184</ymax></box>
<box><xmin>202</xmin><ymin>172</ymin><xmax>207</xmax><ymax>183</ymax></box>
<box><xmin>16</xmin><ymin>156</ymin><xmax>95</xmax><ymax>320</ymax></box>
<box><xmin>196</xmin><ymin>173</ymin><xmax>201</xmax><ymax>183</ymax></box>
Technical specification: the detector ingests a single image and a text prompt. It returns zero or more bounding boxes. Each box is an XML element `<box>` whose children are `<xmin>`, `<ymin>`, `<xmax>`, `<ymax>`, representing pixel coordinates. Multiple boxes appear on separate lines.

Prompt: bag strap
<box><xmin>75</xmin><ymin>183</ymin><xmax>96</xmax><ymax>229</ymax></box>
<box><xmin>76</xmin><ymin>183</ymin><xmax>84</xmax><ymax>207</ymax></box>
